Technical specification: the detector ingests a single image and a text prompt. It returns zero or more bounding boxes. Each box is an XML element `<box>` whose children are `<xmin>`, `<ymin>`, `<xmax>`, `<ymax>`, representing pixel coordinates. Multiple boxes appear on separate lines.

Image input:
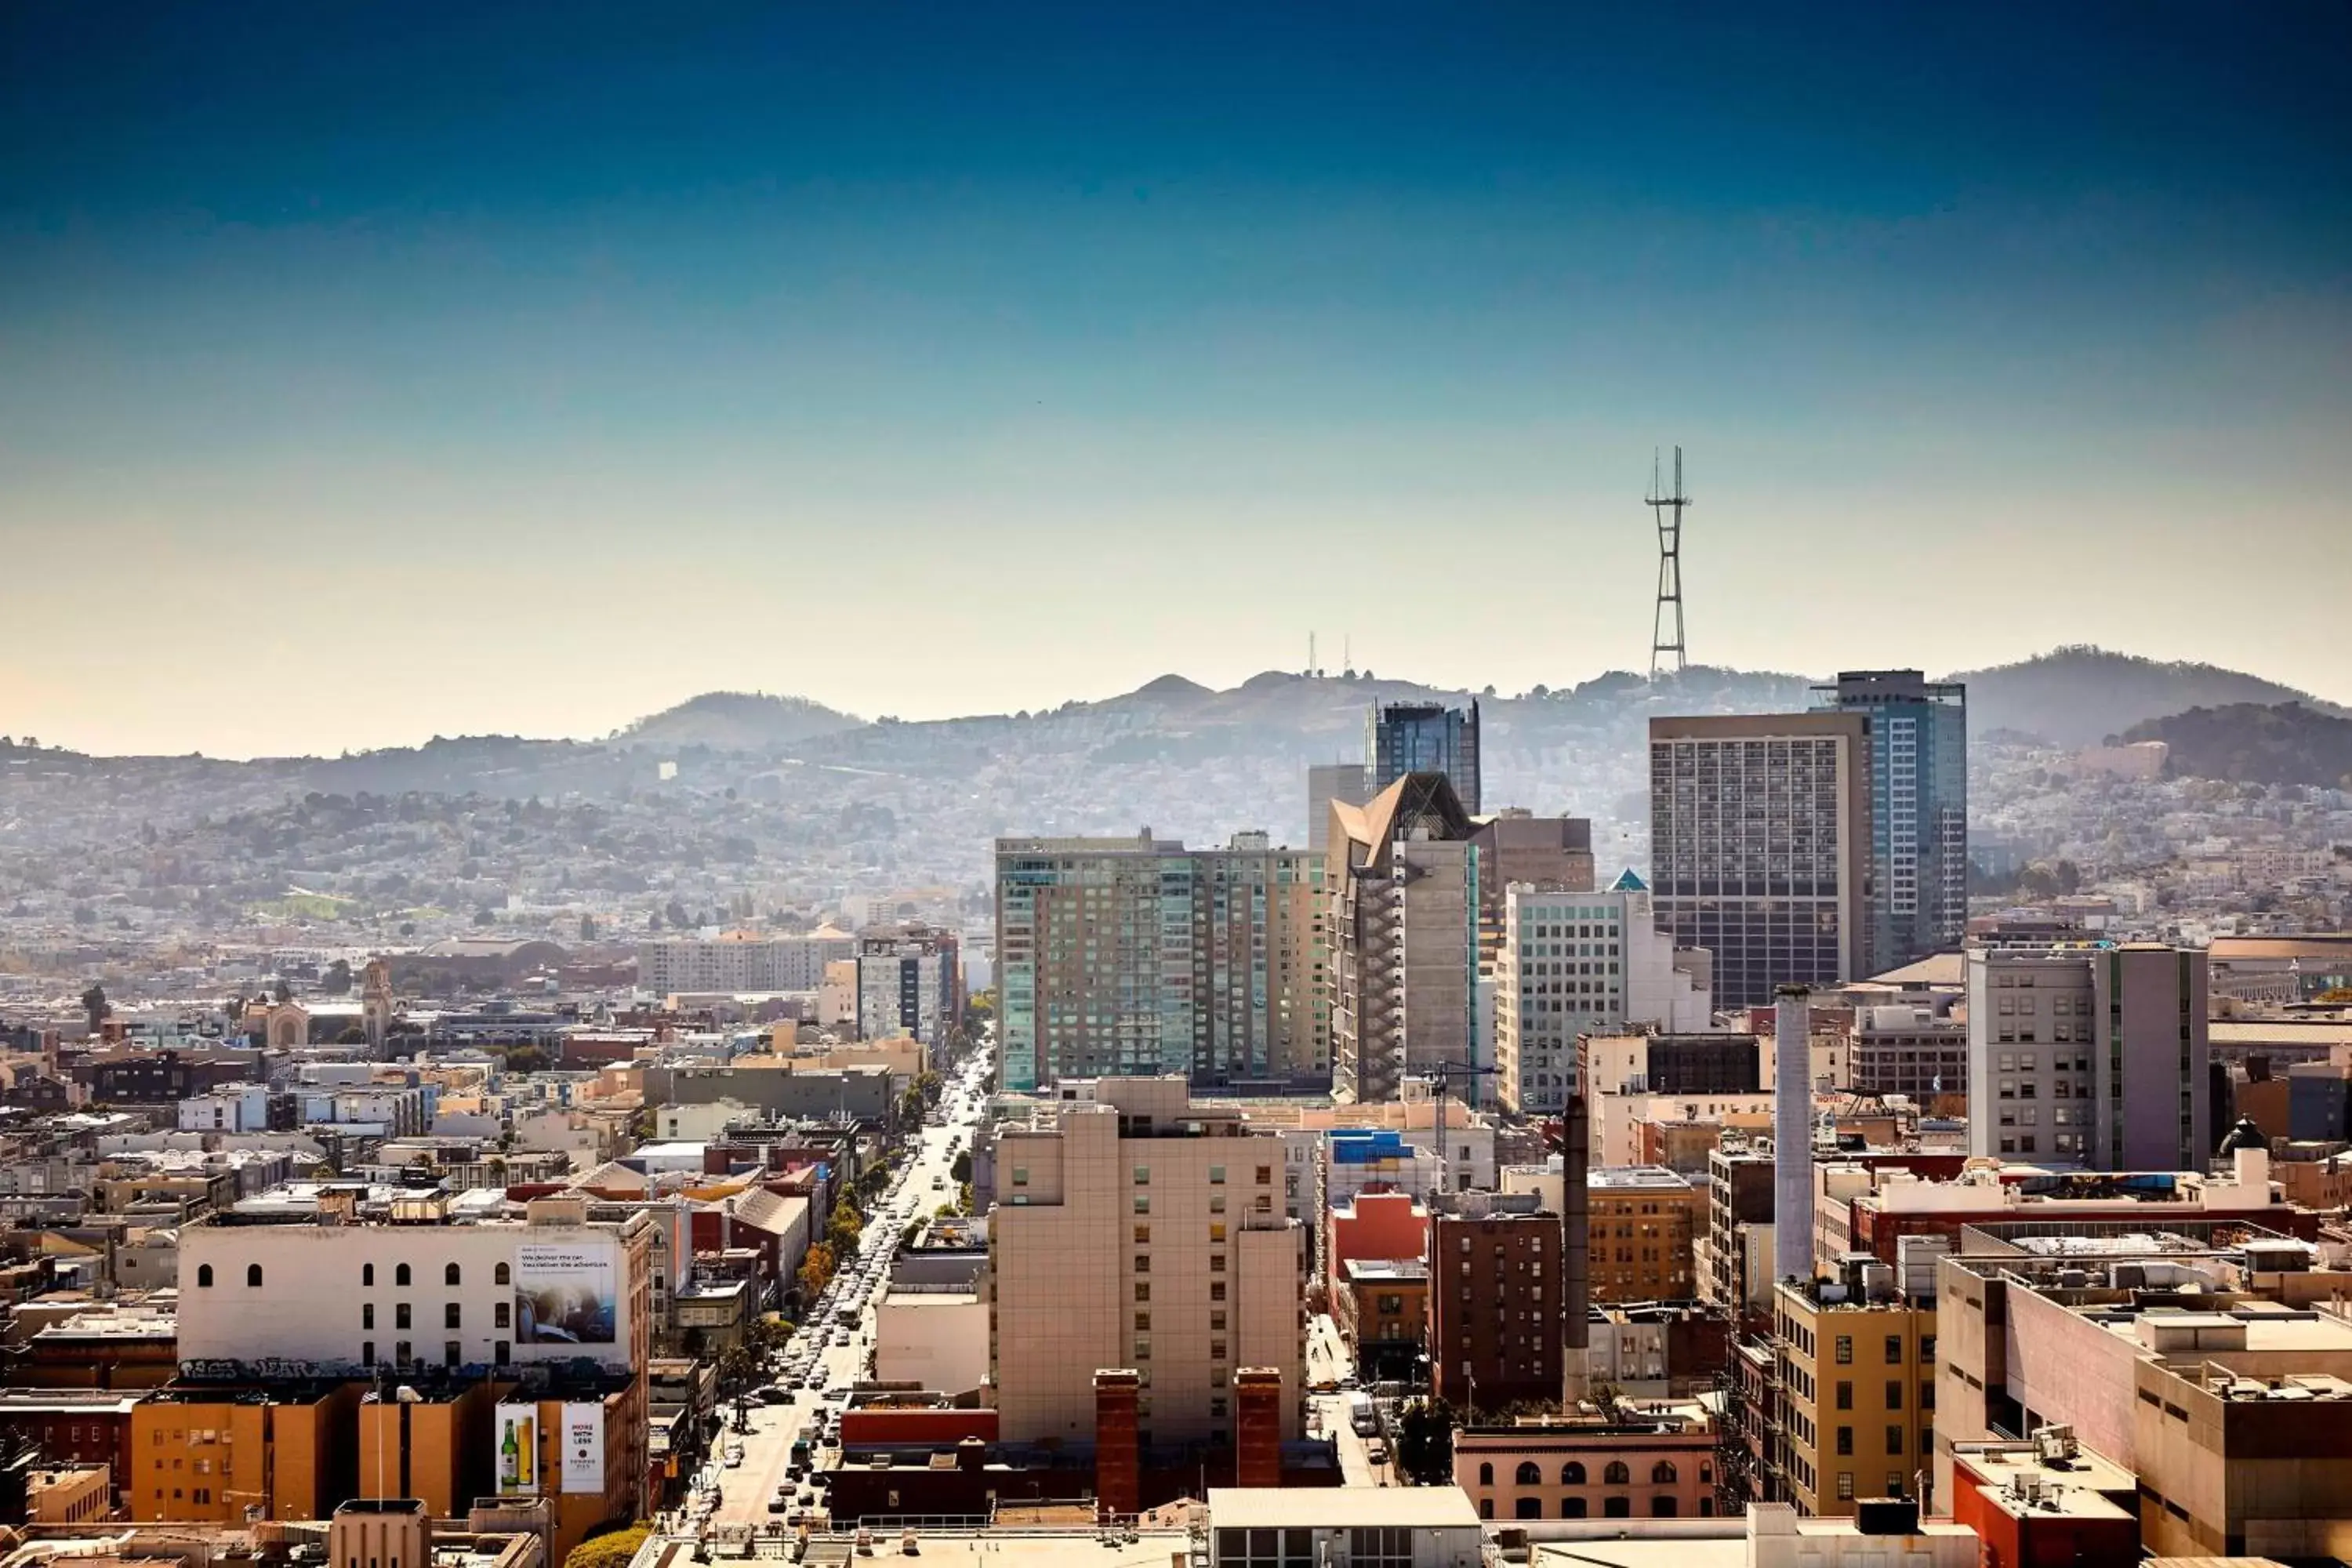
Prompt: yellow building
<box><xmin>1588</xmin><ymin>1166</ymin><xmax>1701</xmax><ymax>1302</ymax></box>
<box><xmin>1773</xmin><ymin>1276</ymin><xmax>1933</xmax><ymax>1517</ymax></box>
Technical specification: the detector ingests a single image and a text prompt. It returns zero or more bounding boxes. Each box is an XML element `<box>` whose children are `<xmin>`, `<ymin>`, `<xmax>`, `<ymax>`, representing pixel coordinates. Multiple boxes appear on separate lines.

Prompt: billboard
<box><xmin>495</xmin><ymin>1403</ymin><xmax>539</xmax><ymax>1495</ymax></box>
<box><xmin>514</xmin><ymin>1242</ymin><xmax>618</xmax><ymax>1345</ymax></box>
<box><xmin>561</xmin><ymin>1400</ymin><xmax>606</xmax><ymax>1494</ymax></box>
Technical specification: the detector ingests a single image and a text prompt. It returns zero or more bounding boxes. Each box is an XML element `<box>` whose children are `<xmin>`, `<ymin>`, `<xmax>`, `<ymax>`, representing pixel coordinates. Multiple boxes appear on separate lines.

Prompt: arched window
<box><xmin>1513</xmin><ymin>1498</ymin><xmax>1540</xmax><ymax>1521</ymax></box>
<box><xmin>1561</xmin><ymin>1498</ymin><xmax>1586</xmax><ymax>1519</ymax></box>
<box><xmin>1515</xmin><ymin>1462</ymin><xmax>1541</xmax><ymax>1486</ymax></box>
<box><xmin>246</xmin><ymin>1264</ymin><xmax>263</xmax><ymax>1287</ymax></box>
<box><xmin>1561</xmin><ymin>1461</ymin><xmax>1586</xmax><ymax>1486</ymax></box>
<box><xmin>445</xmin><ymin>1263</ymin><xmax>462</xmax><ymax>1287</ymax></box>
<box><xmin>1477</xmin><ymin>1463</ymin><xmax>1494</xmax><ymax>1486</ymax></box>
<box><xmin>1651</xmin><ymin>1461</ymin><xmax>1679</xmax><ymax>1484</ymax></box>
<box><xmin>197</xmin><ymin>1265</ymin><xmax>214</xmax><ymax>1288</ymax></box>
<box><xmin>494</xmin><ymin>1262</ymin><xmax>510</xmax><ymax>1287</ymax></box>
<box><xmin>1700</xmin><ymin>1464</ymin><xmax>1713</xmax><ymax>1484</ymax></box>
<box><xmin>395</xmin><ymin>1264</ymin><xmax>412</xmax><ymax>1287</ymax></box>
<box><xmin>363</xmin><ymin>1264</ymin><xmax>375</xmax><ymax>1287</ymax></box>
<box><xmin>1651</xmin><ymin>1497</ymin><xmax>1679</xmax><ymax>1518</ymax></box>
<box><xmin>1603</xmin><ymin>1461</ymin><xmax>1630</xmax><ymax>1486</ymax></box>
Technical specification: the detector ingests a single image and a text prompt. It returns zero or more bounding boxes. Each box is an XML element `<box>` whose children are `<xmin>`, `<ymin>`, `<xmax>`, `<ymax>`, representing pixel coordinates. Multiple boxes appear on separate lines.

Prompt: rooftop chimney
<box><xmin>1773</xmin><ymin>986</ymin><xmax>1813</xmax><ymax>1285</ymax></box>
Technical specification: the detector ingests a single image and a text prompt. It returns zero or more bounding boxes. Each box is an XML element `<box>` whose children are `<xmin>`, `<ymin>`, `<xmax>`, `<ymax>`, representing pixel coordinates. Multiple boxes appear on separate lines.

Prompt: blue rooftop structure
<box><xmin>1610</xmin><ymin>867</ymin><xmax>1649</xmax><ymax>892</ymax></box>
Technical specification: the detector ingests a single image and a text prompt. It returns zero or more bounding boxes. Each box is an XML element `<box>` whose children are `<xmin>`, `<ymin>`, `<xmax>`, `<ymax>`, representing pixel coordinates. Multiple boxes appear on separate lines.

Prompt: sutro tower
<box><xmin>1647</xmin><ymin>445</ymin><xmax>1691</xmax><ymax>679</ymax></box>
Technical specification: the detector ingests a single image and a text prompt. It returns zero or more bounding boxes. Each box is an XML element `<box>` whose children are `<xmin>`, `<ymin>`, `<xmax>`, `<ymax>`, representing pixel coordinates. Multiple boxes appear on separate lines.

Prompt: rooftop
<box><xmin>1207</xmin><ymin>1485</ymin><xmax>1482</xmax><ymax>1531</ymax></box>
<box><xmin>1589</xmin><ymin>1165</ymin><xmax>1695</xmax><ymax>1192</ymax></box>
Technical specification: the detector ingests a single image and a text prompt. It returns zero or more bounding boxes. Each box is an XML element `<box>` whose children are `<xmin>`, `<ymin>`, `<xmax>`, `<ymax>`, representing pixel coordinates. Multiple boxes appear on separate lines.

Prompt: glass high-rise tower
<box><xmin>1367</xmin><ymin>701</ymin><xmax>1480</xmax><ymax>814</ymax></box>
<box><xmin>1813</xmin><ymin>670</ymin><xmax>1969</xmax><ymax>971</ymax></box>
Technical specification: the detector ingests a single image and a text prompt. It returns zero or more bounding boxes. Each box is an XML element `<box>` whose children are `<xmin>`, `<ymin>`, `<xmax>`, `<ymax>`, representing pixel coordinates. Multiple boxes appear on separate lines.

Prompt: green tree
<box><xmin>579</xmin><ymin>913</ymin><xmax>598</xmax><ymax>942</ymax></box>
<box><xmin>949</xmin><ymin>1150</ymin><xmax>973</xmax><ymax>1185</ymax></box>
<box><xmin>1396</xmin><ymin>1398</ymin><xmax>1456</xmax><ymax>1485</ymax></box>
<box><xmin>274</xmin><ymin>977</ymin><xmax>295</xmax><ymax>1004</ymax></box>
<box><xmin>79</xmin><ymin>983</ymin><xmax>110</xmax><ymax>1035</ymax></box>
<box><xmin>320</xmin><ymin>959</ymin><xmax>354</xmax><ymax>996</ymax></box>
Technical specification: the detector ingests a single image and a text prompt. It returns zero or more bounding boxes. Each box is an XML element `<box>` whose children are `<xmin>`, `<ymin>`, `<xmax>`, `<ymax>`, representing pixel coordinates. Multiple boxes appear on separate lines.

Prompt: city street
<box><xmin>700</xmin><ymin>1055</ymin><xmax>989</xmax><ymax>1529</ymax></box>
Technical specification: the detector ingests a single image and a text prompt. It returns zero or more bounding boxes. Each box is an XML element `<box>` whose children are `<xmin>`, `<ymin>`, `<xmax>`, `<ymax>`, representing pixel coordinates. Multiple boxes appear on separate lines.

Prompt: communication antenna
<box><xmin>1308</xmin><ymin>631</ymin><xmax>1317</xmax><ymax>678</ymax></box>
<box><xmin>1648</xmin><ymin>446</ymin><xmax>1691</xmax><ymax>679</ymax></box>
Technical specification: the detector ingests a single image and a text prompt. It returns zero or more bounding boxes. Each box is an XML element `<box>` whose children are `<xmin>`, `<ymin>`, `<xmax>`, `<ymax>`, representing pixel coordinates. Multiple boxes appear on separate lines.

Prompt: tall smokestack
<box><xmin>1773</xmin><ymin>985</ymin><xmax>1813</xmax><ymax>1285</ymax></box>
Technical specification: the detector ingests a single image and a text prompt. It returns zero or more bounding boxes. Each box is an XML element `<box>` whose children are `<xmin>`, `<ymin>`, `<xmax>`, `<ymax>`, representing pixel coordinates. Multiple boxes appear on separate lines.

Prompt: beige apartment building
<box><xmin>989</xmin><ymin>1078</ymin><xmax>1302</xmax><ymax>1449</ymax></box>
<box><xmin>1774</xmin><ymin>1276</ymin><xmax>1935</xmax><ymax>1518</ymax></box>
<box><xmin>1330</xmin><ymin>774</ymin><xmax>1479</xmax><ymax>1103</ymax></box>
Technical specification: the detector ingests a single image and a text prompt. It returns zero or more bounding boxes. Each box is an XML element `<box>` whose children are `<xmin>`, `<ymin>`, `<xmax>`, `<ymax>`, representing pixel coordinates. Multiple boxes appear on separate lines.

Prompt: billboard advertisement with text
<box><xmin>515</xmin><ymin>1243</ymin><xmax>618</xmax><ymax>1345</ymax></box>
<box><xmin>561</xmin><ymin>1401</ymin><xmax>606</xmax><ymax>1494</ymax></box>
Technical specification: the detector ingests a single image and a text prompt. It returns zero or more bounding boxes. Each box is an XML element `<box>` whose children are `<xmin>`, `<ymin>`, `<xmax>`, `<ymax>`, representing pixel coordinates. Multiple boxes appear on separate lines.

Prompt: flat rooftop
<box><xmin>1207</xmin><ymin>1486</ymin><xmax>1481</xmax><ymax>1530</ymax></box>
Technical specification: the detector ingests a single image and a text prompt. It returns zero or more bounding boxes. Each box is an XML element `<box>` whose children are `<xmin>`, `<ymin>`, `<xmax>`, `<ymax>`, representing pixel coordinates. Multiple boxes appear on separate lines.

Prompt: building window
<box><xmin>495</xmin><ymin>1302</ymin><xmax>510</xmax><ymax>1328</ymax></box>
<box><xmin>1134</xmin><ymin>1167</ymin><xmax>1150</xmax><ymax>1185</ymax></box>
<box><xmin>494</xmin><ymin>1340</ymin><xmax>510</xmax><ymax>1365</ymax></box>
<box><xmin>361</xmin><ymin>1341</ymin><xmax>375</xmax><ymax>1366</ymax></box>
<box><xmin>396</xmin><ymin>1304</ymin><xmax>412</xmax><ymax>1330</ymax></box>
<box><xmin>396</xmin><ymin>1264</ymin><xmax>412</xmax><ymax>1287</ymax></box>
<box><xmin>1134</xmin><ymin>1284</ymin><xmax>1150</xmax><ymax>1304</ymax></box>
<box><xmin>1886</xmin><ymin>1426</ymin><xmax>1904</xmax><ymax>1455</ymax></box>
<box><xmin>1603</xmin><ymin>1461</ymin><xmax>1629</xmax><ymax>1486</ymax></box>
<box><xmin>1209</xmin><ymin>1166</ymin><xmax>1226</xmax><ymax>1185</ymax></box>
<box><xmin>446</xmin><ymin>1303</ymin><xmax>463</xmax><ymax>1330</ymax></box>
<box><xmin>363</xmin><ymin>1304</ymin><xmax>376</xmax><ymax>1330</ymax></box>
<box><xmin>1885</xmin><ymin>1335</ymin><xmax>1903</xmax><ymax>1364</ymax></box>
<box><xmin>1651</xmin><ymin>1497</ymin><xmax>1678</xmax><ymax>1518</ymax></box>
<box><xmin>1514</xmin><ymin>1498</ymin><xmax>1541</xmax><ymax>1520</ymax></box>
<box><xmin>395</xmin><ymin>1341</ymin><xmax>412</xmax><ymax>1365</ymax></box>
<box><xmin>1835</xmin><ymin>1335</ymin><xmax>1853</xmax><ymax>1364</ymax></box>
<box><xmin>1651</xmin><ymin>1462</ymin><xmax>1677</xmax><ymax>1484</ymax></box>
<box><xmin>1134</xmin><ymin>1225</ymin><xmax>1151</xmax><ymax>1244</ymax></box>
<box><xmin>1515</xmin><ymin>1462</ymin><xmax>1541</xmax><ymax>1486</ymax></box>
<box><xmin>1835</xmin><ymin>1381</ymin><xmax>1853</xmax><ymax>1410</ymax></box>
<box><xmin>494</xmin><ymin>1262</ymin><xmax>510</xmax><ymax>1286</ymax></box>
<box><xmin>1134</xmin><ymin>1196</ymin><xmax>1150</xmax><ymax>1214</ymax></box>
<box><xmin>445</xmin><ymin>1263</ymin><xmax>462</xmax><ymax>1287</ymax></box>
<box><xmin>246</xmin><ymin>1264</ymin><xmax>263</xmax><ymax>1287</ymax></box>
<box><xmin>445</xmin><ymin>1341</ymin><xmax>461</xmax><ymax>1368</ymax></box>
<box><xmin>1479</xmin><ymin>1463</ymin><xmax>1494</xmax><ymax>1486</ymax></box>
<box><xmin>363</xmin><ymin>1264</ymin><xmax>376</xmax><ymax>1287</ymax></box>
<box><xmin>1602</xmin><ymin>1497</ymin><xmax>1629</xmax><ymax>1519</ymax></box>
<box><xmin>1562</xmin><ymin>1462</ymin><xmax>1585</xmax><ymax>1485</ymax></box>
<box><xmin>1561</xmin><ymin>1498</ymin><xmax>1586</xmax><ymax>1519</ymax></box>
<box><xmin>197</xmin><ymin>1265</ymin><xmax>213</xmax><ymax>1289</ymax></box>
<box><xmin>1837</xmin><ymin>1473</ymin><xmax>1854</xmax><ymax>1501</ymax></box>
<box><xmin>1837</xmin><ymin>1427</ymin><xmax>1853</xmax><ymax>1456</ymax></box>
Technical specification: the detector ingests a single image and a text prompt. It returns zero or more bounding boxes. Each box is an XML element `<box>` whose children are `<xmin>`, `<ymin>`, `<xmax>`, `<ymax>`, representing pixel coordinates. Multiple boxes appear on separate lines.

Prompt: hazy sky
<box><xmin>4</xmin><ymin>2</ymin><xmax>2348</xmax><ymax>757</ymax></box>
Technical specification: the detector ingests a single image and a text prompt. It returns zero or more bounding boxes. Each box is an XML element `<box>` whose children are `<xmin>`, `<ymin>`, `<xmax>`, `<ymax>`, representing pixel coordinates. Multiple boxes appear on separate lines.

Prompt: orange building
<box><xmin>1587</xmin><ymin>1167</ymin><xmax>1701</xmax><ymax>1303</ymax></box>
<box><xmin>128</xmin><ymin>1381</ymin><xmax>361</xmax><ymax>1522</ymax></box>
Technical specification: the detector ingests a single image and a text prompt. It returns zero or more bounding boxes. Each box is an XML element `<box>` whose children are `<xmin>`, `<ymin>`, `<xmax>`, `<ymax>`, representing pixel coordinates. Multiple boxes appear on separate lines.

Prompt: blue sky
<box><xmin>3</xmin><ymin>2</ymin><xmax>2347</xmax><ymax>755</ymax></box>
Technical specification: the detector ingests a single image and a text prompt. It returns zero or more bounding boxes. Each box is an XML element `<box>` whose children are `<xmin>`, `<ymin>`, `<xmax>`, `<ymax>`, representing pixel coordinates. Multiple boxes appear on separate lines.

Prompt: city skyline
<box><xmin>4</xmin><ymin>2</ymin><xmax>2349</xmax><ymax>757</ymax></box>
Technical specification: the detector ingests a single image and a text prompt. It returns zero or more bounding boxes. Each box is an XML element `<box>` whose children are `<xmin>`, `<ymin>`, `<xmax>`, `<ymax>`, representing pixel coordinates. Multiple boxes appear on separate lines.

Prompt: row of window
<box><xmin>194</xmin><ymin>1261</ymin><xmax>509</xmax><ymax>1290</ymax></box>
<box><xmin>1479</xmin><ymin>1497</ymin><xmax>1702</xmax><ymax>1520</ymax></box>
<box><xmin>1480</xmin><ymin>1460</ymin><xmax>1685</xmax><ymax>1486</ymax></box>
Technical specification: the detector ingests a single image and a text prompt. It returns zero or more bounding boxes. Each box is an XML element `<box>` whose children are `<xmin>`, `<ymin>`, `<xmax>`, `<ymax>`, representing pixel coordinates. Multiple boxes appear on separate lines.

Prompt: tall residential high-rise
<box><xmin>1965</xmin><ymin>942</ymin><xmax>2210</xmax><ymax>1170</ymax></box>
<box><xmin>1493</xmin><ymin>873</ymin><xmax>1713</xmax><ymax>1114</ymax></box>
<box><xmin>1328</xmin><ymin>773</ymin><xmax>1479</xmax><ymax>1104</ymax></box>
<box><xmin>1649</xmin><ymin>712</ymin><xmax>1874</xmax><ymax>1009</ymax></box>
<box><xmin>988</xmin><ymin>1077</ymin><xmax>1302</xmax><ymax>1448</ymax></box>
<box><xmin>1305</xmin><ymin>762</ymin><xmax>1370</xmax><ymax>854</ymax></box>
<box><xmin>1813</xmin><ymin>670</ymin><xmax>1968</xmax><ymax>971</ymax></box>
<box><xmin>993</xmin><ymin>831</ymin><xmax>1327</xmax><ymax>1094</ymax></box>
<box><xmin>1367</xmin><ymin>701</ymin><xmax>1481</xmax><ymax>814</ymax></box>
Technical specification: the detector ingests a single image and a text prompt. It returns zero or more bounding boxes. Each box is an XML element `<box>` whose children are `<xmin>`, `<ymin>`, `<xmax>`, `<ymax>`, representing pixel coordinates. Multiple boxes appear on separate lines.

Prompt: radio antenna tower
<box><xmin>1647</xmin><ymin>445</ymin><xmax>1691</xmax><ymax>679</ymax></box>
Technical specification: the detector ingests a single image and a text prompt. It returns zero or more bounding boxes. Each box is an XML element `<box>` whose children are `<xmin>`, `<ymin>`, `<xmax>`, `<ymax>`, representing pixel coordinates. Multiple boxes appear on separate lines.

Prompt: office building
<box><xmin>1329</xmin><ymin>774</ymin><xmax>1479</xmax><ymax>1105</ymax></box>
<box><xmin>1428</xmin><ymin>1200</ymin><xmax>1563</xmax><ymax>1414</ymax></box>
<box><xmin>1468</xmin><ymin>812</ymin><xmax>1596</xmax><ymax>971</ymax></box>
<box><xmin>994</xmin><ymin>831</ymin><xmax>1328</xmax><ymax>1093</ymax></box>
<box><xmin>1369</xmin><ymin>701</ymin><xmax>1481</xmax><ymax>813</ymax></box>
<box><xmin>1650</xmin><ymin>713</ymin><xmax>1874</xmax><ymax>1008</ymax></box>
<box><xmin>636</xmin><ymin>930</ymin><xmax>856</xmax><ymax>994</ymax></box>
<box><xmin>988</xmin><ymin>1078</ymin><xmax>1302</xmax><ymax>1448</ymax></box>
<box><xmin>1964</xmin><ymin>943</ymin><xmax>2210</xmax><ymax>1169</ymax></box>
<box><xmin>1306</xmin><ymin>763</ymin><xmax>1370</xmax><ymax>854</ymax></box>
<box><xmin>855</xmin><ymin>924</ymin><xmax>962</xmax><ymax>1051</ymax></box>
<box><xmin>1934</xmin><ymin>1225</ymin><xmax>2352</xmax><ymax>1560</ymax></box>
<box><xmin>1813</xmin><ymin>671</ymin><xmax>1968</xmax><ymax>971</ymax></box>
<box><xmin>1494</xmin><ymin>877</ymin><xmax>1714</xmax><ymax>1114</ymax></box>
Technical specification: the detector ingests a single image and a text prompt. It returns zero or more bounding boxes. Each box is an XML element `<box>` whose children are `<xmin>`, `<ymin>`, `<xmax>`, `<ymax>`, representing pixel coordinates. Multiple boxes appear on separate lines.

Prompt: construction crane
<box><xmin>1418</xmin><ymin>1062</ymin><xmax>1499</xmax><ymax>1202</ymax></box>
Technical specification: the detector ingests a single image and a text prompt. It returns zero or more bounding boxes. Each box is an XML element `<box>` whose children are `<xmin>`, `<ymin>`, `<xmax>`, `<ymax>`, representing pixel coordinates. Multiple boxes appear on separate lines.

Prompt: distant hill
<box><xmin>2123</xmin><ymin>702</ymin><xmax>2352</xmax><ymax>789</ymax></box>
<box><xmin>1944</xmin><ymin>647</ymin><xmax>2336</xmax><ymax>749</ymax></box>
<box><xmin>622</xmin><ymin>691</ymin><xmax>864</xmax><ymax>750</ymax></box>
